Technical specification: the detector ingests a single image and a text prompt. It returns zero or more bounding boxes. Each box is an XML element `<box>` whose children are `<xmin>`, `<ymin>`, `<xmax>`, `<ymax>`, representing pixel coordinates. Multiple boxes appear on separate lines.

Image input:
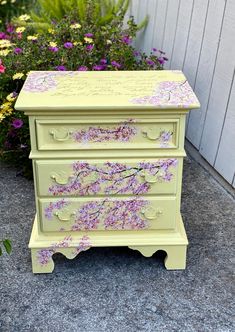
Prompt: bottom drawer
<box><xmin>38</xmin><ymin>196</ymin><xmax>177</xmax><ymax>232</ymax></box>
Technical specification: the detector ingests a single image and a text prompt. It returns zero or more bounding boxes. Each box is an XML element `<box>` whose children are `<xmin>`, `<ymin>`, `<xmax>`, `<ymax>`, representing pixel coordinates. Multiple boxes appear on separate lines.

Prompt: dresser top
<box><xmin>15</xmin><ymin>70</ymin><xmax>200</xmax><ymax>111</ymax></box>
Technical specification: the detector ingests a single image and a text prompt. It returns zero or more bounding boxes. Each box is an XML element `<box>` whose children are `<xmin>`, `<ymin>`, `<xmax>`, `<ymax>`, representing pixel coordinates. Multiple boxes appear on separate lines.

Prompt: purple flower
<box><xmin>93</xmin><ymin>65</ymin><xmax>105</xmax><ymax>71</ymax></box>
<box><xmin>14</xmin><ymin>47</ymin><xmax>23</xmax><ymax>54</ymax></box>
<box><xmin>122</xmin><ymin>35</ymin><xmax>132</xmax><ymax>45</ymax></box>
<box><xmin>158</xmin><ymin>57</ymin><xmax>168</xmax><ymax>65</ymax></box>
<box><xmin>48</xmin><ymin>46</ymin><xmax>59</xmax><ymax>52</ymax></box>
<box><xmin>56</xmin><ymin>65</ymin><xmax>67</xmax><ymax>71</ymax></box>
<box><xmin>78</xmin><ymin>66</ymin><xmax>88</xmax><ymax>71</ymax></box>
<box><xmin>133</xmin><ymin>51</ymin><xmax>140</xmax><ymax>57</ymax></box>
<box><xmin>152</xmin><ymin>48</ymin><xmax>158</xmax><ymax>52</ymax></box>
<box><xmin>100</xmin><ymin>59</ymin><xmax>107</xmax><ymax>65</ymax></box>
<box><xmin>111</xmin><ymin>61</ymin><xmax>121</xmax><ymax>69</ymax></box>
<box><xmin>12</xmin><ymin>119</ymin><xmax>23</xmax><ymax>129</ymax></box>
<box><xmin>0</xmin><ymin>32</ymin><xmax>7</xmax><ymax>39</ymax></box>
<box><xmin>6</xmin><ymin>25</ymin><xmax>14</xmax><ymax>33</ymax></box>
<box><xmin>146</xmin><ymin>59</ymin><xmax>155</xmax><ymax>67</ymax></box>
<box><xmin>86</xmin><ymin>44</ymin><xmax>94</xmax><ymax>52</ymax></box>
<box><xmin>64</xmin><ymin>42</ymin><xmax>73</xmax><ymax>49</ymax></box>
<box><xmin>85</xmin><ymin>33</ymin><xmax>93</xmax><ymax>38</ymax></box>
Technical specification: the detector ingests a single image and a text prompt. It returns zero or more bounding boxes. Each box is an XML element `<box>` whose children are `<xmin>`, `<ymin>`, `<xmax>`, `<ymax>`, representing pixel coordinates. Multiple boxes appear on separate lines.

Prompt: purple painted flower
<box><xmin>93</xmin><ymin>64</ymin><xmax>105</xmax><ymax>71</ymax></box>
<box><xmin>56</xmin><ymin>65</ymin><xmax>67</xmax><ymax>71</ymax></box>
<box><xmin>64</xmin><ymin>42</ymin><xmax>73</xmax><ymax>49</ymax></box>
<box><xmin>146</xmin><ymin>59</ymin><xmax>155</xmax><ymax>67</ymax></box>
<box><xmin>48</xmin><ymin>46</ymin><xmax>59</xmax><ymax>52</ymax></box>
<box><xmin>85</xmin><ymin>33</ymin><xmax>93</xmax><ymax>38</ymax></box>
<box><xmin>12</xmin><ymin>119</ymin><xmax>23</xmax><ymax>129</ymax></box>
<box><xmin>122</xmin><ymin>35</ymin><xmax>132</xmax><ymax>45</ymax></box>
<box><xmin>14</xmin><ymin>47</ymin><xmax>23</xmax><ymax>54</ymax></box>
<box><xmin>111</xmin><ymin>61</ymin><xmax>121</xmax><ymax>69</ymax></box>
<box><xmin>78</xmin><ymin>66</ymin><xmax>88</xmax><ymax>71</ymax></box>
<box><xmin>86</xmin><ymin>44</ymin><xmax>94</xmax><ymax>52</ymax></box>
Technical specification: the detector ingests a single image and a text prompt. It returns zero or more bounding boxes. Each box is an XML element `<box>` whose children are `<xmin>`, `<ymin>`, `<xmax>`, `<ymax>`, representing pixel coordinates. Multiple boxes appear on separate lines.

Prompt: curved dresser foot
<box><xmin>129</xmin><ymin>245</ymin><xmax>187</xmax><ymax>270</ymax></box>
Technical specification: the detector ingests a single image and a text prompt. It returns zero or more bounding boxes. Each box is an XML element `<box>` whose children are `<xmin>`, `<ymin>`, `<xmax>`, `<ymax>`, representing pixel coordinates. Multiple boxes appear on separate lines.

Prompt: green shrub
<box><xmin>0</xmin><ymin>7</ymin><xmax>168</xmax><ymax>177</ymax></box>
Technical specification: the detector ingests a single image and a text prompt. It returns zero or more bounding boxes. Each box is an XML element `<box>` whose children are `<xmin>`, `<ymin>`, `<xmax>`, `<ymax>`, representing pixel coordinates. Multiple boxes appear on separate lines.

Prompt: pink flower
<box><xmin>12</xmin><ymin>119</ymin><xmax>23</xmax><ymax>129</ymax></box>
<box><xmin>0</xmin><ymin>32</ymin><xmax>7</xmax><ymax>39</ymax></box>
<box><xmin>64</xmin><ymin>42</ymin><xmax>73</xmax><ymax>49</ymax></box>
<box><xmin>0</xmin><ymin>59</ymin><xmax>6</xmax><ymax>73</ymax></box>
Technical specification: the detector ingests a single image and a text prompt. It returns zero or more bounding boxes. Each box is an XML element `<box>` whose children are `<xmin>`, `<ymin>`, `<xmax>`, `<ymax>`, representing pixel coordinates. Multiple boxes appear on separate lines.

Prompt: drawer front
<box><xmin>35</xmin><ymin>118</ymin><xmax>179</xmax><ymax>151</ymax></box>
<box><xmin>39</xmin><ymin>196</ymin><xmax>177</xmax><ymax>232</ymax></box>
<box><xmin>35</xmin><ymin>158</ymin><xmax>179</xmax><ymax>197</ymax></box>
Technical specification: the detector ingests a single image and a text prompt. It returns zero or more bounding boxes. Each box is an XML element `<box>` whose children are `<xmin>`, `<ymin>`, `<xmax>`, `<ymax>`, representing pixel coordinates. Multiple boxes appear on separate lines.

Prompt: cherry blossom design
<box><xmin>44</xmin><ymin>199</ymin><xmax>70</xmax><ymax>219</ymax></box>
<box><xmin>44</xmin><ymin>198</ymin><xmax>149</xmax><ymax>231</ymax></box>
<box><xmin>23</xmin><ymin>72</ymin><xmax>76</xmax><ymax>93</ymax></box>
<box><xmin>72</xmin><ymin>119</ymin><xmax>137</xmax><ymax>143</ymax></box>
<box><xmin>36</xmin><ymin>235</ymin><xmax>91</xmax><ymax>265</ymax></box>
<box><xmin>130</xmin><ymin>80</ymin><xmax>199</xmax><ymax>108</ymax></box>
<box><xmin>48</xmin><ymin>159</ymin><xmax>178</xmax><ymax>196</ymax></box>
<box><xmin>158</xmin><ymin>130</ymin><xmax>173</xmax><ymax>148</ymax></box>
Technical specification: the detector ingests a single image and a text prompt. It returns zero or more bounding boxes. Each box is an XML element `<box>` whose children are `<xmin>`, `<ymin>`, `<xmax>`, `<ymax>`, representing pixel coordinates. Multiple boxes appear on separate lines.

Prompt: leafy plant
<box><xmin>0</xmin><ymin>4</ymin><xmax>168</xmax><ymax>177</ymax></box>
<box><xmin>0</xmin><ymin>0</ymin><xmax>35</xmax><ymax>29</ymax></box>
<box><xmin>0</xmin><ymin>238</ymin><xmax>12</xmax><ymax>256</ymax></box>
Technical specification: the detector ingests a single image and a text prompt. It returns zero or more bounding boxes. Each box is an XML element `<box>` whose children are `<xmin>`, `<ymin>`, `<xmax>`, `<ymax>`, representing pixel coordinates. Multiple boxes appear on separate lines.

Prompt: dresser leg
<box><xmin>129</xmin><ymin>245</ymin><xmax>187</xmax><ymax>270</ymax></box>
<box><xmin>31</xmin><ymin>248</ymin><xmax>55</xmax><ymax>274</ymax></box>
<box><xmin>164</xmin><ymin>245</ymin><xmax>187</xmax><ymax>270</ymax></box>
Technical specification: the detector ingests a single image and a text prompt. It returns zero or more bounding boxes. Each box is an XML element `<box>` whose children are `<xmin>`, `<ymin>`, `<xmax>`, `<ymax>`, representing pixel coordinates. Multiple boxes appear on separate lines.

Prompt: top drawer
<box><xmin>35</xmin><ymin>118</ymin><xmax>179</xmax><ymax>151</ymax></box>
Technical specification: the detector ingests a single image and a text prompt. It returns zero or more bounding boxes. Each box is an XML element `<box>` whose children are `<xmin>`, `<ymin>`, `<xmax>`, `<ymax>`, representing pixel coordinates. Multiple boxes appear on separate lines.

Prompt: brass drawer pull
<box><xmin>49</xmin><ymin>129</ymin><xmax>73</xmax><ymax>142</ymax></box>
<box><xmin>141</xmin><ymin>207</ymin><xmax>163</xmax><ymax>220</ymax></box>
<box><xmin>50</xmin><ymin>172</ymin><xmax>71</xmax><ymax>185</ymax></box>
<box><xmin>142</xmin><ymin>127</ymin><xmax>160</xmax><ymax>140</ymax></box>
<box><xmin>54</xmin><ymin>209</ymin><xmax>75</xmax><ymax>222</ymax></box>
<box><xmin>140</xmin><ymin>171</ymin><xmax>158</xmax><ymax>184</ymax></box>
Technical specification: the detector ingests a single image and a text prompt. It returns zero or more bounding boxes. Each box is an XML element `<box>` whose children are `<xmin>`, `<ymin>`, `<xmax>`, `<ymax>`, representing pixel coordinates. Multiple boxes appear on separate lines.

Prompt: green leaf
<box><xmin>0</xmin><ymin>246</ymin><xmax>2</xmax><ymax>256</ymax></box>
<box><xmin>3</xmin><ymin>239</ymin><xmax>12</xmax><ymax>254</ymax></box>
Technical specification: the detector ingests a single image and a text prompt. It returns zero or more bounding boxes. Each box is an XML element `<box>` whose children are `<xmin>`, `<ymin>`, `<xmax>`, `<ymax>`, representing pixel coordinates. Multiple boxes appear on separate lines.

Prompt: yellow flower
<box><xmin>6</xmin><ymin>93</ymin><xmax>17</xmax><ymax>102</ymax></box>
<box><xmin>27</xmin><ymin>35</ymin><xmax>38</xmax><ymax>41</ymax></box>
<box><xmin>13</xmin><ymin>73</ymin><xmax>24</xmax><ymax>80</ymax></box>
<box><xmin>1</xmin><ymin>0</ymin><xmax>7</xmax><ymax>5</ymax></box>
<box><xmin>16</xmin><ymin>27</ymin><xmax>26</xmax><ymax>33</ymax></box>
<box><xmin>1</xmin><ymin>102</ymin><xmax>12</xmax><ymax>111</ymax></box>
<box><xmin>84</xmin><ymin>37</ymin><xmax>93</xmax><ymax>44</ymax></box>
<box><xmin>0</xmin><ymin>39</ymin><xmax>12</xmax><ymax>49</ymax></box>
<box><xmin>0</xmin><ymin>49</ymin><xmax>10</xmax><ymax>56</ymax></box>
<box><xmin>49</xmin><ymin>41</ymin><xmax>57</xmax><ymax>47</ymax></box>
<box><xmin>70</xmin><ymin>23</ymin><xmax>81</xmax><ymax>29</ymax></box>
<box><xmin>73</xmin><ymin>41</ymin><xmax>82</xmax><ymax>46</ymax></box>
<box><xmin>11</xmin><ymin>0</ymin><xmax>16</xmax><ymax>3</ymax></box>
<box><xmin>106</xmin><ymin>39</ymin><xmax>112</xmax><ymax>45</ymax></box>
<box><xmin>19</xmin><ymin>14</ymin><xmax>31</xmax><ymax>21</ymax></box>
<box><xmin>48</xmin><ymin>28</ymin><xmax>55</xmax><ymax>34</ymax></box>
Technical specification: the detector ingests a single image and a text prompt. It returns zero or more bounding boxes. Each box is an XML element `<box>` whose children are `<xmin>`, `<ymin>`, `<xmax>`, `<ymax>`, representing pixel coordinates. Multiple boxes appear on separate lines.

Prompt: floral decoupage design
<box><xmin>72</xmin><ymin>119</ymin><xmax>137</xmax><ymax>143</ymax></box>
<box><xmin>48</xmin><ymin>159</ymin><xmax>178</xmax><ymax>196</ymax></box>
<box><xmin>44</xmin><ymin>198</ymin><xmax>149</xmax><ymax>231</ymax></box>
<box><xmin>36</xmin><ymin>235</ymin><xmax>91</xmax><ymax>266</ymax></box>
<box><xmin>130</xmin><ymin>80</ymin><xmax>199</xmax><ymax>108</ymax></box>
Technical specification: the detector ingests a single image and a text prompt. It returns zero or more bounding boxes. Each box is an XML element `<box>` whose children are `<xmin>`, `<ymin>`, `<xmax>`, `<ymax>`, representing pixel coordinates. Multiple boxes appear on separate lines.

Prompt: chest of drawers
<box><xmin>15</xmin><ymin>70</ymin><xmax>200</xmax><ymax>273</ymax></box>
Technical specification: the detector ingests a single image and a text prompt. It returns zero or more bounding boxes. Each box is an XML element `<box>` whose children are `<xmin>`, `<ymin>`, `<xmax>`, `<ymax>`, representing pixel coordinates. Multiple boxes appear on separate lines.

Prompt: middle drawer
<box><xmin>35</xmin><ymin>158</ymin><xmax>179</xmax><ymax>197</ymax></box>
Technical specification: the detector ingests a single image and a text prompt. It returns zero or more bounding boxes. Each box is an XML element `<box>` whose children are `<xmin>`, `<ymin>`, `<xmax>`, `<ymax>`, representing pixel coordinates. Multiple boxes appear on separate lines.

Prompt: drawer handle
<box><xmin>140</xmin><ymin>171</ymin><xmax>158</xmax><ymax>184</ymax></box>
<box><xmin>54</xmin><ymin>209</ymin><xmax>76</xmax><ymax>222</ymax></box>
<box><xmin>50</xmin><ymin>172</ymin><xmax>71</xmax><ymax>185</ymax></box>
<box><xmin>142</xmin><ymin>127</ymin><xmax>160</xmax><ymax>140</ymax></box>
<box><xmin>49</xmin><ymin>129</ymin><xmax>73</xmax><ymax>142</ymax></box>
<box><xmin>141</xmin><ymin>207</ymin><xmax>163</xmax><ymax>220</ymax></box>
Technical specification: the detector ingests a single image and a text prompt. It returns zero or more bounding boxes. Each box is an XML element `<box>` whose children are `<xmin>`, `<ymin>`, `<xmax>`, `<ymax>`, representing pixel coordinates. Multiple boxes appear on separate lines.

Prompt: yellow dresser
<box><xmin>15</xmin><ymin>70</ymin><xmax>200</xmax><ymax>273</ymax></box>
